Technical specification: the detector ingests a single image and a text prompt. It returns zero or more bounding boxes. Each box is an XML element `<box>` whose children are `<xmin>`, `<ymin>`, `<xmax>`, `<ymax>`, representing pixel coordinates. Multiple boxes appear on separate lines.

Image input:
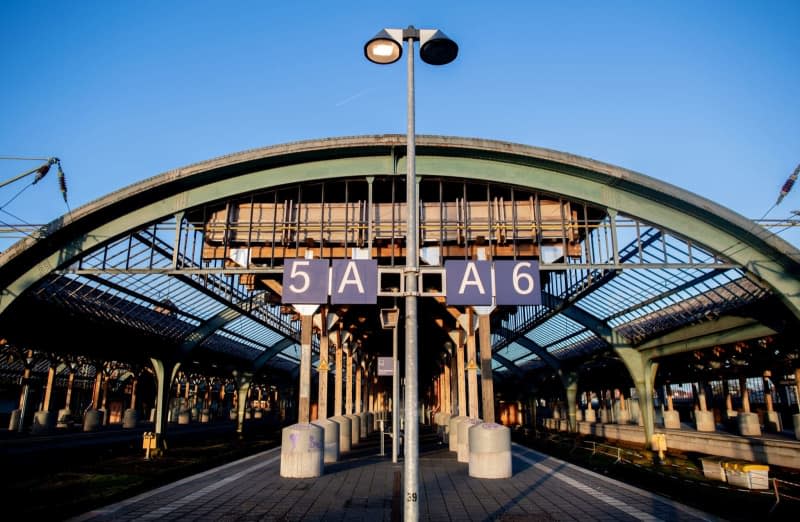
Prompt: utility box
<box><xmin>699</xmin><ymin>456</ymin><xmax>726</xmax><ymax>482</ymax></box>
<box><xmin>723</xmin><ymin>460</ymin><xmax>769</xmax><ymax>490</ymax></box>
<box><xmin>142</xmin><ymin>431</ymin><xmax>157</xmax><ymax>459</ymax></box>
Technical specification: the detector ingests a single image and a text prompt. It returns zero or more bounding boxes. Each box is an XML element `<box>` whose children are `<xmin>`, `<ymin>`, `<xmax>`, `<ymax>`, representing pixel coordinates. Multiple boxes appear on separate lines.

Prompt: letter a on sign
<box><xmin>331</xmin><ymin>259</ymin><xmax>377</xmax><ymax>304</ymax></box>
<box><xmin>445</xmin><ymin>260</ymin><xmax>492</xmax><ymax>305</ymax></box>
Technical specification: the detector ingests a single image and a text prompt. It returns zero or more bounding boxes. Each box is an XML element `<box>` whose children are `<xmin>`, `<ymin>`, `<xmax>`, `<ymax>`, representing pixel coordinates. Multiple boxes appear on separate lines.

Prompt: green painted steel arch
<box><xmin>1</xmin><ymin>134</ymin><xmax>799</xmax><ymax>320</ymax></box>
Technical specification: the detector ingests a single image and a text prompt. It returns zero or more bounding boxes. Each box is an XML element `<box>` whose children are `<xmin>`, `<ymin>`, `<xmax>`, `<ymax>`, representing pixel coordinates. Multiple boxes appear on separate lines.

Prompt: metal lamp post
<box><xmin>380</xmin><ymin>306</ymin><xmax>400</xmax><ymax>463</ymax></box>
<box><xmin>365</xmin><ymin>26</ymin><xmax>458</xmax><ymax>522</ymax></box>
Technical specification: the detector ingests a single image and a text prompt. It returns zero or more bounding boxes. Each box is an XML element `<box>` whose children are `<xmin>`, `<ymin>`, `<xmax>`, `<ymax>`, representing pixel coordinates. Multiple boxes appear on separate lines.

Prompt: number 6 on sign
<box><xmin>494</xmin><ymin>260</ymin><xmax>541</xmax><ymax>305</ymax></box>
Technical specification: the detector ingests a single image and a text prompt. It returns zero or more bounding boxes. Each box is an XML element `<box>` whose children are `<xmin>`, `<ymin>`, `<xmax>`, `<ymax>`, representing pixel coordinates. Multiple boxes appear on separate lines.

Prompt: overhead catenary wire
<box><xmin>0</xmin><ymin>155</ymin><xmax>54</xmax><ymax>162</ymax></box>
<box><xmin>757</xmin><ymin>162</ymin><xmax>800</xmax><ymax>222</ymax></box>
<box><xmin>0</xmin><ymin>179</ymin><xmax>37</xmax><ymax>212</ymax></box>
<box><xmin>0</xmin><ymin>156</ymin><xmax>69</xmax><ymax>205</ymax></box>
<box><xmin>0</xmin><ymin>156</ymin><xmax>71</xmax><ymax>244</ymax></box>
<box><xmin>775</xmin><ymin>163</ymin><xmax>800</xmax><ymax>206</ymax></box>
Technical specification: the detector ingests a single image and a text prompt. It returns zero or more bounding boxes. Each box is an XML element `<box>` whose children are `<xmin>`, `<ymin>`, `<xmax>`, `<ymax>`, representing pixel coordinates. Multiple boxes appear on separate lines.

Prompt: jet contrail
<box><xmin>335</xmin><ymin>88</ymin><xmax>373</xmax><ymax>107</ymax></box>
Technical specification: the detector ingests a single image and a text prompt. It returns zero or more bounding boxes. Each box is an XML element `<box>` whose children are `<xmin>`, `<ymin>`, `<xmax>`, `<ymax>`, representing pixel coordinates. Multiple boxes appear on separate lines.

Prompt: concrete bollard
<box><xmin>358</xmin><ymin>413</ymin><xmax>368</xmax><ymax>439</ymax></box>
<box><xmin>765</xmin><ymin>411</ymin><xmax>782</xmax><ymax>433</ymax></box>
<box><xmin>122</xmin><ymin>408</ymin><xmax>139</xmax><ymax>428</ymax></box>
<box><xmin>254</xmin><ymin>408</ymin><xmax>263</xmax><ymax>419</ymax></box>
<box><xmin>457</xmin><ymin>418</ymin><xmax>483</xmax><ymax>463</ymax></box>
<box><xmin>346</xmin><ymin>414</ymin><xmax>360</xmax><ymax>445</ymax></box>
<box><xmin>448</xmin><ymin>416</ymin><xmax>468</xmax><ymax>452</ymax></box>
<box><xmin>469</xmin><ymin>422</ymin><xmax>512</xmax><ymax>479</ymax></box>
<box><xmin>330</xmin><ymin>416</ymin><xmax>352</xmax><ymax>453</ymax></box>
<box><xmin>312</xmin><ymin>418</ymin><xmax>340</xmax><ymax>464</ymax></box>
<box><xmin>83</xmin><ymin>408</ymin><xmax>102</xmax><ymax>432</ymax></box>
<box><xmin>663</xmin><ymin>410</ymin><xmax>681</xmax><ymax>429</ymax></box>
<box><xmin>32</xmin><ymin>411</ymin><xmax>53</xmax><ymax>434</ymax></box>
<box><xmin>8</xmin><ymin>409</ymin><xmax>21</xmax><ymax>431</ymax></box>
<box><xmin>738</xmin><ymin>412</ymin><xmax>761</xmax><ymax>437</ymax></box>
<box><xmin>177</xmin><ymin>409</ymin><xmax>191</xmax><ymax>425</ymax></box>
<box><xmin>793</xmin><ymin>414</ymin><xmax>800</xmax><ymax>440</ymax></box>
<box><xmin>439</xmin><ymin>413</ymin><xmax>452</xmax><ymax>443</ymax></box>
<box><xmin>280</xmin><ymin>423</ymin><xmax>324</xmax><ymax>478</ymax></box>
<box><xmin>200</xmin><ymin>409</ymin><xmax>210</xmax><ymax>423</ymax></box>
<box><xmin>695</xmin><ymin>410</ymin><xmax>715</xmax><ymax>432</ymax></box>
<box><xmin>365</xmin><ymin>412</ymin><xmax>374</xmax><ymax>434</ymax></box>
<box><xmin>631</xmin><ymin>401</ymin><xmax>642</xmax><ymax>426</ymax></box>
<box><xmin>584</xmin><ymin>408</ymin><xmax>596</xmax><ymax>423</ymax></box>
<box><xmin>56</xmin><ymin>408</ymin><xmax>72</xmax><ymax>429</ymax></box>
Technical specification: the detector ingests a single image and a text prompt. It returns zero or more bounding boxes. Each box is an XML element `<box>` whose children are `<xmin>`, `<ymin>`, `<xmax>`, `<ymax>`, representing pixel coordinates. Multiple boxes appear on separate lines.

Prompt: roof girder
<box><xmin>1</xmin><ymin>136</ymin><xmax>798</xmax><ymax>377</ymax></box>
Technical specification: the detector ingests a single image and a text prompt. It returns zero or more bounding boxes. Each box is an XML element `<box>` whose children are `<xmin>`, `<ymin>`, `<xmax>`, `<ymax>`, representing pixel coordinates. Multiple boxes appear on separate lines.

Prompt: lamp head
<box><xmin>364</xmin><ymin>29</ymin><xmax>403</xmax><ymax>64</ymax></box>
<box><xmin>380</xmin><ymin>307</ymin><xmax>400</xmax><ymax>329</ymax></box>
<box><xmin>420</xmin><ymin>29</ymin><xmax>458</xmax><ymax>65</ymax></box>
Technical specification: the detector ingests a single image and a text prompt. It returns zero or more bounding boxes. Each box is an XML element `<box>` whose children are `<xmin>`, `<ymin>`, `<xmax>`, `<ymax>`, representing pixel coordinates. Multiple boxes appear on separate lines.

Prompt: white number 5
<box><xmin>288</xmin><ymin>261</ymin><xmax>311</xmax><ymax>294</ymax></box>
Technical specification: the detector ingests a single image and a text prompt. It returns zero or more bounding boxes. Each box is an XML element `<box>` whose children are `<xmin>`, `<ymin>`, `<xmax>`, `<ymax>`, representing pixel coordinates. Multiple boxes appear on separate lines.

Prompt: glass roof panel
<box><xmin>526</xmin><ymin>315</ymin><xmax>585</xmax><ymax>349</ymax></box>
<box><xmin>497</xmin><ymin>342</ymin><xmax>533</xmax><ymax>362</ymax></box>
<box><xmin>221</xmin><ymin>315</ymin><xmax>288</xmax><ymax>352</ymax></box>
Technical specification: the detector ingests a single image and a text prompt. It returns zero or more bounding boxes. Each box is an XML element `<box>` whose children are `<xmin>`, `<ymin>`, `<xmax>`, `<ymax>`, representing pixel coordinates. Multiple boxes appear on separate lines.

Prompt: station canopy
<box><xmin>1</xmin><ymin>135</ymin><xmax>798</xmax><ymax>387</ymax></box>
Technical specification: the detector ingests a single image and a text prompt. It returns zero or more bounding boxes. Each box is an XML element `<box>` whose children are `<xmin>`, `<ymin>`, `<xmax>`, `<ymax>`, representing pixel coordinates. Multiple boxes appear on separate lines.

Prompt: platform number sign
<box><xmin>494</xmin><ymin>260</ymin><xmax>541</xmax><ymax>305</ymax></box>
<box><xmin>283</xmin><ymin>258</ymin><xmax>538</xmax><ymax>306</ymax></box>
<box><xmin>331</xmin><ymin>259</ymin><xmax>377</xmax><ymax>304</ymax></box>
<box><xmin>282</xmin><ymin>259</ymin><xmax>377</xmax><ymax>305</ymax></box>
<box><xmin>445</xmin><ymin>260</ymin><xmax>541</xmax><ymax>306</ymax></box>
<box><xmin>282</xmin><ymin>259</ymin><xmax>329</xmax><ymax>304</ymax></box>
<box><xmin>444</xmin><ymin>260</ymin><xmax>493</xmax><ymax>305</ymax></box>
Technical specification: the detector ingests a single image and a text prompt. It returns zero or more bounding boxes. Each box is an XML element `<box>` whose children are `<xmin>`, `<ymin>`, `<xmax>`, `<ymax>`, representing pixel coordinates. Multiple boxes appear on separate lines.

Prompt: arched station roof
<box><xmin>1</xmin><ymin>135</ymin><xmax>798</xmax><ymax>385</ymax></box>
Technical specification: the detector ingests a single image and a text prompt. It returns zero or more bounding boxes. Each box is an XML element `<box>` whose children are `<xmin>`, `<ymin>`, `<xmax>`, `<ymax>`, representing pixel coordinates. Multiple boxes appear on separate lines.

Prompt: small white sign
<box><xmin>377</xmin><ymin>357</ymin><xmax>393</xmax><ymax>376</ymax></box>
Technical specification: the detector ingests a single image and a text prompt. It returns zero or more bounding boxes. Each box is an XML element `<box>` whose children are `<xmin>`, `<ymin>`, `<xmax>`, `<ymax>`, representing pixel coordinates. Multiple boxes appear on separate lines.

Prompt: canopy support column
<box><xmin>234</xmin><ymin>370</ymin><xmax>253</xmax><ymax>434</ymax></box>
<box><xmin>150</xmin><ymin>357</ymin><xmax>181</xmax><ymax>452</ymax></box>
<box><xmin>475</xmin><ymin>307</ymin><xmax>496</xmax><ymax>422</ymax></box>
<box><xmin>560</xmin><ymin>371</ymin><xmax>579</xmax><ymax>432</ymax></box>
<box><xmin>616</xmin><ymin>346</ymin><xmax>658</xmax><ymax>450</ymax></box>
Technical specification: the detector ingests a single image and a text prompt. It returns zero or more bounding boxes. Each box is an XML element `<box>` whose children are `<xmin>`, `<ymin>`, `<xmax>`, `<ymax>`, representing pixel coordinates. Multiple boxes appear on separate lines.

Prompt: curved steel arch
<box><xmin>2</xmin><ymin>134</ymin><xmax>799</xmax><ymax>323</ymax></box>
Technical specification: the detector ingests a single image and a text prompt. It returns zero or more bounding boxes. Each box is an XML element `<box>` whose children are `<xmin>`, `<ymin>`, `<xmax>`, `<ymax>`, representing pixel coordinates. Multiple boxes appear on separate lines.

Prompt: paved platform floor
<box><xmin>70</xmin><ymin>429</ymin><xmax>720</xmax><ymax>521</ymax></box>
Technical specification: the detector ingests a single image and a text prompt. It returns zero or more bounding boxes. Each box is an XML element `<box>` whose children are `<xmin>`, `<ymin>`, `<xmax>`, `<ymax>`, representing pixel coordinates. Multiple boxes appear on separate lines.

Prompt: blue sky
<box><xmin>1</xmin><ymin>1</ymin><xmax>798</xmax><ymax>250</ymax></box>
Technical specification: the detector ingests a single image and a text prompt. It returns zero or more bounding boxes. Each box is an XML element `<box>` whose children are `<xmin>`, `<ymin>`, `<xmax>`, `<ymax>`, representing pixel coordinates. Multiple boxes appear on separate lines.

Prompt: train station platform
<box><xmin>69</xmin><ymin>429</ymin><xmax>718</xmax><ymax>521</ymax></box>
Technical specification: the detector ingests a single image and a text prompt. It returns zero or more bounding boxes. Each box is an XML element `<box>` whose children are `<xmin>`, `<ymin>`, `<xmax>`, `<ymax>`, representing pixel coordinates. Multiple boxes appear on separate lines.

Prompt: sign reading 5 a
<box><xmin>282</xmin><ymin>259</ymin><xmax>378</xmax><ymax>305</ymax></box>
<box><xmin>445</xmin><ymin>260</ymin><xmax>541</xmax><ymax>306</ymax></box>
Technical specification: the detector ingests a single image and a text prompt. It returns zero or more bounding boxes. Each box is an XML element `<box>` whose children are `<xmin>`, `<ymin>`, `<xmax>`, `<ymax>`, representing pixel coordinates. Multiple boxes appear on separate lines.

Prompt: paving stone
<box><xmin>67</xmin><ymin>431</ymin><xmax>719</xmax><ymax>521</ymax></box>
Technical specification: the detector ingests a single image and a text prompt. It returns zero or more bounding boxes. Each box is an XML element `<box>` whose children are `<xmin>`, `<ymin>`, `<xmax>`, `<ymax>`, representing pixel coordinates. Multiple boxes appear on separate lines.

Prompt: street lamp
<box><xmin>364</xmin><ymin>28</ymin><xmax>458</xmax><ymax>66</ymax></box>
<box><xmin>365</xmin><ymin>26</ymin><xmax>457</xmax><ymax>522</ymax></box>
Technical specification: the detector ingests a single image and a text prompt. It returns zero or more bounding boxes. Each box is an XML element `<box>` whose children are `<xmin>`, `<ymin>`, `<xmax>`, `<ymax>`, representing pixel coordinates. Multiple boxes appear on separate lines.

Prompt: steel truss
<box><xmin>27</xmin><ymin>175</ymin><xmax>767</xmax><ymax>374</ymax></box>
